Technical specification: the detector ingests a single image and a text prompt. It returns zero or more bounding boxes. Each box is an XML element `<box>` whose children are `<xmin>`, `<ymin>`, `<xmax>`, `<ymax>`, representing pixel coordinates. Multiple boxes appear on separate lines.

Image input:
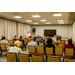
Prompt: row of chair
<box><xmin>6</xmin><ymin>52</ymin><xmax>75</xmax><ymax>62</ymax></box>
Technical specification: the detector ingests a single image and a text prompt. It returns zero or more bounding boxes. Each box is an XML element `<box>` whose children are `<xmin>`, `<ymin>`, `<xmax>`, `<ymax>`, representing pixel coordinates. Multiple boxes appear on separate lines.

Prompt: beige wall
<box><xmin>32</xmin><ymin>25</ymin><xmax>72</xmax><ymax>40</ymax></box>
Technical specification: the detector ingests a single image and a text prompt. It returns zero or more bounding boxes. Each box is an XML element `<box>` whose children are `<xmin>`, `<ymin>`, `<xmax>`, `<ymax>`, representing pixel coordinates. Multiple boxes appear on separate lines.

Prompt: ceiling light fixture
<box><xmin>40</xmin><ymin>20</ymin><xmax>47</xmax><ymax>21</ymax></box>
<box><xmin>59</xmin><ymin>22</ymin><xmax>64</xmax><ymax>24</ymax></box>
<box><xmin>14</xmin><ymin>16</ymin><xmax>22</xmax><ymax>18</ymax></box>
<box><xmin>53</xmin><ymin>14</ymin><xmax>62</xmax><ymax>16</ymax></box>
<box><xmin>57</xmin><ymin>20</ymin><xmax>63</xmax><ymax>22</ymax></box>
<box><xmin>26</xmin><ymin>20</ymin><xmax>32</xmax><ymax>22</ymax></box>
<box><xmin>34</xmin><ymin>23</ymin><xmax>38</xmax><ymax>24</ymax></box>
<box><xmin>32</xmin><ymin>15</ymin><xmax>40</xmax><ymax>17</ymax></box>
<box><xmin>46</xmin><ymin>22</ymin><xmax>51</xmax><ymax>24</ymax></box>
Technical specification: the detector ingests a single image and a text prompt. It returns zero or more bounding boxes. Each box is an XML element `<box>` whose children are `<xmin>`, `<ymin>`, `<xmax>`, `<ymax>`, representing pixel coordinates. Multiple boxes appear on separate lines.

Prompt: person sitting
<box><xmin>44</xmin><ymin>38</ymin><xmax>55</xmax><ymax>54</ymax></box>
<box><xmin>13</xmin><ymin>35</ymin><xmax>18</xmax><ymax>41</ymax></box>
<box><xmin>52</xmin><ymin>35</ymin><xmax>57</xmax><ymax>41</ymax></box>
<box><xmin>19</xmin><ymin>36</ymin><xmax>25</xmax><ymax>50</ymax></box>
<box><xmin>36</xmin><ymin>35</ymin><xmax>40</xmax><ymax>40</ymax></box>
<box><xmin>9</xmin><ymin>41</ymin><xmax>23</xmax><ymax>60</ymax></box>
<box><xmin>1</xmin><ymin>35</ymin><xmax>5</xmax><ymax>40</ymax></box>
<box><xmin>26</xmin><ymin>31</ymin><xmax>30</xmax><ymax>38</ymax></box>
<box><xmin>0</xmin><ymin>37</ymin><xmax>10</xmax><ymax>51</ymax></box>
<box><xmin>37</xmin><ymin>37</ymin><xmax>44</xmax><ymax>45</ymax></box>
<box><xmin>27</xmin><ymin>37</ymin><xmax>38</xmax><ymax>52</ymax></box>
<box><xmin>63</xmin><ymin>39</ymin><xmax>75</xmax><ymax>51</ymax></box>
<box><xmin>43</xmin><ymin>35</ymin><xmax>47</xmax><ymax>41</ymax></box>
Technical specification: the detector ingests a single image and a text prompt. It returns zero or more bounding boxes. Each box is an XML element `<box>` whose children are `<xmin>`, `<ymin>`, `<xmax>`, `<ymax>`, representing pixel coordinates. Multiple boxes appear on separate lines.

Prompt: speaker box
<box><xmin>33</xmin><ymin>28</ymin><xmax>36</xmax><ymax>32</ymax></box>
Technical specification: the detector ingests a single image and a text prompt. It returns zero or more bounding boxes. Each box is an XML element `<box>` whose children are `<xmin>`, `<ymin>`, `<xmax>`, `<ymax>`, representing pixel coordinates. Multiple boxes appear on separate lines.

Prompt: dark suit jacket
<box><xmin>44</xmin><ymin>42</ymin><xmax>55</xmax><ymax>54</ymax></box>
<box><xmin>37</xmin><ymin>39</ymin><xmax>44</xmax><ymax>45</ymax></box>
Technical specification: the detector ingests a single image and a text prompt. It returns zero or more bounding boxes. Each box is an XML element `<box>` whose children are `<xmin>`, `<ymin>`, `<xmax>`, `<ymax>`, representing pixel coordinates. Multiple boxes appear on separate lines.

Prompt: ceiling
<box><xmin>0</xmin><ymin>12</ymin><xmax>75</xmax><ymax>25</ymax></box>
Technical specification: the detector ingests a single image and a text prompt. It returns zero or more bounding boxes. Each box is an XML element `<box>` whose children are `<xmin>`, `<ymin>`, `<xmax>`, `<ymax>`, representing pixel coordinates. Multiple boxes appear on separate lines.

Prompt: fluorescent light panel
<box><xmin>34</xmin><ymin>23</ymin><xmax>38</xmax><ymax>24</ymax></box>
<box><xmin>57</xmin><ymin>20</ymin><xmax>63</xmax><ymax>22</ymax></box>
<box><xmin>14</xmin><ymin>16</ymin><xmax>22</xmax><ymax>18</ymax></box>
<box><xmin>59</xmin><ymin>22</ymin><xmax>64</xmax><ymax>24</ymax></box>
<box><xmin>26</xmin><ymin>20</ymin><xmax>32</xmax><ymax>22</ymax></box>
<box><xmin>40</xmin><ymin>20</ymin><xmax>47</xmax><ymax>21</ymax></box>
<box><xmin>46</xmin><ymin>22</ymin><xmax>51</xmax><ymax>24</ymax></box>
<box><xmin>53</xmin><ymin>14</ymin><xmax>62</xmax><ymax>16</ymax></box>
<box><xmin>32</xmin><ymin>15</ymin><xmax>40</xmax><ymax>17</ymax></box>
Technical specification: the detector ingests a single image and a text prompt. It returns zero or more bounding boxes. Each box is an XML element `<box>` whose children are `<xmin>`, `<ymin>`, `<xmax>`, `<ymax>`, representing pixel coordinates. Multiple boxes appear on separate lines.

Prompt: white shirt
<box><xmin>26</xmin><ymin>33</ymin><xmax>30</xmax><ymax>38</ymax></box>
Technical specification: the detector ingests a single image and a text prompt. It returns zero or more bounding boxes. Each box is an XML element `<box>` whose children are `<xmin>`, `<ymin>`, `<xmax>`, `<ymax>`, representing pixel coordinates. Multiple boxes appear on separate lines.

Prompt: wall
<box><xmin>32</xmin><ymin>25</ymin><xmax>72</xmax><ymax>40</ymax></box>
<box><xmin>73</xmin><ymin>22</ymin><xmax>75</xmax><ymax>42</ymax></box>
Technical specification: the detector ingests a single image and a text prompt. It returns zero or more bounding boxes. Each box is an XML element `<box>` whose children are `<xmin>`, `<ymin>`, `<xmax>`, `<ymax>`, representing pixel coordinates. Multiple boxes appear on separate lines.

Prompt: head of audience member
<box><xmin>47</xmin><ymin>38</ymin><xmax>52</xmax><ymax>44</ymax></box>
<box><xmin>31</xmin><ymin>37</ymin><xmax>34</xmax><ymax>41</ymax></box>
<box><xmin>27</xmin><ymin>31</ymin><xmax>29</xmax><ymax>34</ymax></box>
<box><xmin>14</xmin><ymin>35</ymin><xmax>17</xmax><ymax>38</ymax></box>
<box><xmin>19</xmin><ymin>36</ymin><xmax>23</xmax><ymax>40</ymax></box>
<box><xmin>44</xmin><ymin>35</ymin><xmax>46</xmax><ymax>37</ymax></box>
<box><xmin>46</xmin><ymin>36</ymin><xmax>49</xmax><ymax>40</ymax></box>
<box><xmin>54</xmin><ymin>35</ymin><xmax>56</xmax><ymax>37</ymax></box>
<box><xmin>37</xmin><ymin>35</ymin><xmax>39</xmax><ymax>37</ymax></box>
<box><xmin>68</xmin><ymin>37</ymin><xmax>72</xmax><ymax>40</ymax></box>
<box><xmin>2</xmin><ymin>37</ymin><xmax>6</xmax><ymax>40</ymax></box>
<box><xmin>39</xmin><ymin>37</ymin><xmax>42</xmax><ymax>40</ymax></box>
<box><xmin>14</xmin><ymin>41</ymin><xmax>21</xmax><ymax>47</ymax></box>
<box><xmin>68</xmin><ymin>39</ymin><xmax>72</xmax><ymax>45</ymax></box>
<box><xmin>2</xmin><ymin>35</ymin><xmax>4</xmax><ymax>38</ymax></box>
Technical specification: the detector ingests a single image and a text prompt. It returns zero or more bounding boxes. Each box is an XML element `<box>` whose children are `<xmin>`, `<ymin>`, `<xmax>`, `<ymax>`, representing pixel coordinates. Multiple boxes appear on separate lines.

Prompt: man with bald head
<box><xmin>27</xmin><ymin>37</ymin><xmax>38</xmax><ymax>52</ymax></box>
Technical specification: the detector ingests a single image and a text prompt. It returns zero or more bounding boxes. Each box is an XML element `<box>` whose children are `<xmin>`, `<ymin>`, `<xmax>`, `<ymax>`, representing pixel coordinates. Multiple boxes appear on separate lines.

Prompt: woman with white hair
<box><xmin>9</xmin><ymin>41</ymin><xmax>23</xmax><ymax>59</ymax></box>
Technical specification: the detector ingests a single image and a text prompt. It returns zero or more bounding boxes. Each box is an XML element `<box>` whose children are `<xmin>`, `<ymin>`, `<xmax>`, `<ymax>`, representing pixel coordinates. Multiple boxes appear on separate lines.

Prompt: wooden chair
<box><xmin>64</xmin><ymin>57</ymin><xmax>75</xmax><ymax>62</ymax></box>
<box><xmin>53</xmin><ymin>43</ymin><xmax>57</xmax><ymax>47</ymax></box>
<box><xmin>59</xmin><ymin>43</ymin><xmax>64</xmax><ymax>48</ymax></box>
<box><xmin>9</xmin><ymin>40</ymin><xmax>14</xmax><ymax>46</ymax></box>
<box><xmin>46</xmin><ymin>47</ymin><xmax>53</xmax><ymax>55</ymax></box>
<box><xmin>39</xmin><ymin>43</ymin><xmax>44</xmax><ymax>46</ymax></box>
<box><xmin>20</xmin><ymin>42</ymin><xmax>23</xmax><ymax>47</ymax></box>
<box><xmin>19</xmin><ymin>53</ymin><xmax>29</xmax><ymax>62</ymax></box>
<box><xmin>55</xmin><ymin>47</ymin><xmax>63</xmax><ymax>56</ymax></box>
<box><xmin>24</xmin><ymin>38</ymin><xmax>28</xmax><ymax>44</ymax></box>
<box><xmin>47</xmin><ymin>56</ymin><xmax>61</xmax><ymax>62</ymax></box>
<box><xmin>62</xmin><ymin>40</ymin><xmax>66</xmax><ymax>44</ymax></box>
<box><xmin>65</xmin><ymin>48</ymin><xmax>74</xmax><ymax>57</ymax></box>
<box><xmin>37</xmin><ymin>46</ymin><xmax>44</xmax><ymax>54</ymax></box>
<box><xmin>29</xmin><ymin>46</ymin><xmax>36</xmax><ymax>54</ymax></box>
<box><xmin>0</xmin><ymin>44</ymin><xmax>7</xmax><ymax>51</ymax></box>
<box><xmin>6</xmin><ymin>52</ymin><xmax>17</xmax><ymax>62</ymax></box>
<box><xmin>32</xmin><ymin>54</ymin><xmax>44</xmax><ymax>62</ymax></box>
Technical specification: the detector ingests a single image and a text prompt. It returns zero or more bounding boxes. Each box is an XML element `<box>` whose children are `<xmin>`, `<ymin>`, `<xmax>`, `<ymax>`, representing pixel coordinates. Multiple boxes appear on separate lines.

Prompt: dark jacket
<box><xmin>44</xmin><ymin>42</ymin><xmax>55</xmax><ymax>54</ymax></box>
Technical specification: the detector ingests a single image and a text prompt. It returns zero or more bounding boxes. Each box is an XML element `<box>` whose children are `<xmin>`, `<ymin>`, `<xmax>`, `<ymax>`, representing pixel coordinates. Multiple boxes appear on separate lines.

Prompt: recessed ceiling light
<box><xmin>14</xmin><ymin>16</ymin><xmax>22</xmax><ymax>18</ymax></box>
<box><xmin>32</xmin><ymin>15</ymin><xmax>40</xmax><ymax>18</ymax></box>
<box><xmin>40</xmin><ymin>20</ymin><xmax>47</xmax><ymax>21</ymax></box>
<box><xmin>57</xmin><ymin>20</ymin><xmax>63</xmax><ymax>22</ymax></box>
<box><xmin>34</xmin><ymin>23</ymin><xmax>38</xmax><ymax>24</ymax></box>
<box><xmin>46</xmin><ymin>22</ymin><xmax>51</xmax><ymax>24</ymax></box>
<box><xmin>26</xmin><ymin>20</ymin><xmax>32</xmax><ymax>22</ymax></box>
<box><xmin>59</xmin><ymin>22</ymin><xmax>64</xmax><ymax>24</ymax></box>
<box><xmin>53</xmin><ymin>14</ymin><xmax>62</xmax><ymax>16</ymax></box>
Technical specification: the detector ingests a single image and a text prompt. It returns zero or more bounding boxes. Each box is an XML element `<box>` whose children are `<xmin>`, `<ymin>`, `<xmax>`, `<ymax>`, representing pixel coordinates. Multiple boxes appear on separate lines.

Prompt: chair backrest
<box><xmin>37</xmin><ymin>46</ymin><xmax>44</xmax><ymax>54</ymax></box>
<box><xmin>53</xmin><ymin>44</ymin><xmax>57</xmax><ymax>47</ymax></box>
<box><xmin>64</xmin><ymin>58</ymin><xmax>75</xmax><ymax>62</ymax></box>
<box><xmin>1</xmin><ymin>44</ymin><xmax>7</xmax><ymax>51</ymax></box>
<box><xmin>29</xmin><ymin>46</ymin><xmax>35</xmax><ymax>54</ymax></box>
<box><xmin>46</xmin><ymin>47</ymin><xmax>53</xmax><ymax>55</ymax></box>
<box><xmin>24</xmin><ymin>38</ymin><xmax>28</xmax><ymax>44</ymax></box>
<box><xmin>32</xmin><ymin>55</ymin><xmax>43</xmax><ymax>62</ymax></box>
<box><xmin>59</xmin><ymin>43</ymin><xmax>64</xmax><ymax>48</ymax></box>
<box><xmin>62</xmin><ymin>40</ymin><xmax>66</xmax><ymax>44</ymax></box>
<box><xmin>55</xmin><ymin>47</ymin><xmax>63</xmax><ymax>56</ymax></box>
<box><xmin>20</xmin><ymin>42</ymin><xmax>23</xmax><ymax>47</ymax></box>
<box><xmin>39</xmin><ymin>43</ymin><xmax>44</xmax><ymax>46</ymax></box>
<box><xmin>6</xmin><ymin>52</ymin><xmax>17</xmax><ymax>62</ymax></box>
<box><xmin>47</xmin><ymin>56</ymin><xmax>60</xmax><ymax>62</ymax></box>
<box><xmin>28</xmin><ymin>40</ymin><xmax>31</xmax><ymax>42</ymax></box>
<box><xmin>19</xmin><ymin>53</ymin><xmax>29</xmax><ymax>62</ymax></box>
<box><xmin>9</xmin><ymin>40</ymin><xmax>14</xmax><ymax>46</ymax></box>
<box><xmin>65</xmin><ymin>48</ymin><xmax>74</xmax><ymax>57</ymax></box>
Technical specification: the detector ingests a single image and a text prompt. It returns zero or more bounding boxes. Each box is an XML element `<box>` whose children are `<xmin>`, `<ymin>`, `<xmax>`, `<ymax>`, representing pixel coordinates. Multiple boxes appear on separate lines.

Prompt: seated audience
<box><xmin>0</xmin><ymin>37</ymin><xmax>10</xmax><ymax>51</ymax></box>
<box><xmin>13</xmin><ymin>35</ymin><xmax>18</xmax><ymax>41</ymax></box>
<box><xmin>66</xmin><ymin>37</ymin><xmax>74</xmax><ymax>44</ymax></box>
<box><xmin>36</xmin><ymin>35</ymin><xmax>40</xmax><ymax>40</ymax></box>
<box><xmin>43</xmin><ymin>35</ymin><xmax>47</xmax><ymax>41</ymax></box>
<box><xmin>37</xmin><ymin>37</ymin><xmax>44</xmax><ymax>45</ymax></box>
<box><xmin>44</xmin><ymin>38</ymin><xmax>55</xmax><ymax>54</ymax></box>
<box><xmin>27</xmin><ymin>37</ymin><xmax>38</xmax><ymax>52</ymax></box>
<box><xmin>63</xmin><ymin>39</ymin><xmax>75</xmax><ymax>51</ymax></box>
<box><xmin>52</xmin><ymin>35</ymin><xmax>57</xmax><ymax>41</ymax></box>
<box><xmin>57</xmin><ymin>36</ymin><xmax>62</xmax><ymax>41</ymax></box>
<box><xmin>1</xmin><ymin>35</ymin><xmax>5</xmax><ymax>40</ymax></box>
<box><xmin>9</xmin><ymin>41</ymin><xmax>23</xmax><ymax>59</ymax></box>
<box><xmin>26</xmin><ymin>31</ymin><xmax>30</xmax><ymax>38</ymax></box>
